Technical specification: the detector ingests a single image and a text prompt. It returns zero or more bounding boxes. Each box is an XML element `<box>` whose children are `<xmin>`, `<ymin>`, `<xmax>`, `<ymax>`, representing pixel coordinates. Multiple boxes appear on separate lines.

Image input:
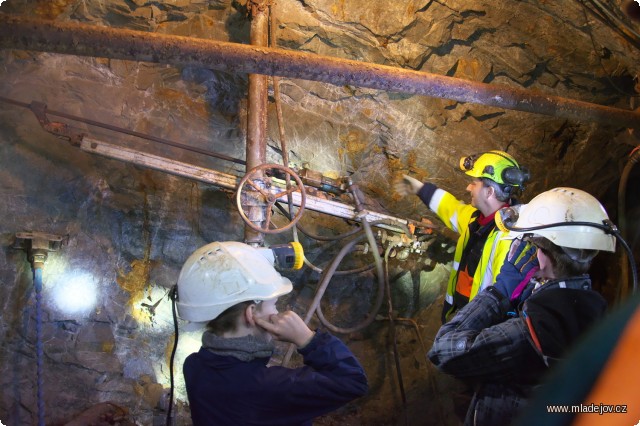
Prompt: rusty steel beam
<box><xmin>0</xmin><ymin>13</ymin><xmax>638</xmax><ymax>128</ymax></box>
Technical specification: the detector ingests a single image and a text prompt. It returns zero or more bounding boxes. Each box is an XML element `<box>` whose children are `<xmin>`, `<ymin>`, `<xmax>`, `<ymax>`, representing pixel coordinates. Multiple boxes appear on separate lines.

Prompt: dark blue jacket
<box><xmin>184</xmin><ymin>331</ymin><xmax>368</xmax><ymax>426</ymax></box>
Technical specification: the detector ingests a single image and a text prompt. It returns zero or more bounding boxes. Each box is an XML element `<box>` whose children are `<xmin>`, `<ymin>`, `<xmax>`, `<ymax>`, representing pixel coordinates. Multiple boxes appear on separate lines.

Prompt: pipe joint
<box><xmin>29</xmin><ymin>249</ymin><xmax>49</xmax><ymax>269</ymax></box>
<box><xmin>248</xmin><ymin>0</ymin><xmax>271</xmax><ymax>15</ymax></box>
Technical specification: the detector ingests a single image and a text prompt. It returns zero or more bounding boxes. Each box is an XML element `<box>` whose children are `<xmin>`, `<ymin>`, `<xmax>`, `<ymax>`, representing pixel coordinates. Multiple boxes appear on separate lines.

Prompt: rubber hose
<box><xmin>34</xmin><ymin>267</ymin><xmax>45</xmax><ymax>426</ymax></box>
<box><xmin>617</xmin><ymin>148</ymin><xmax>640</xmax><ymax>299</ymax></box>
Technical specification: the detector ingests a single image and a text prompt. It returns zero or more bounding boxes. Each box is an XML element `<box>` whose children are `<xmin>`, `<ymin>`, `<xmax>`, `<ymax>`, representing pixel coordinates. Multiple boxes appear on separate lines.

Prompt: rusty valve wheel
<box><xmin>235</xmin><ymin>163</ymin><xmax>306</xmax><ymax>234</ymax></box>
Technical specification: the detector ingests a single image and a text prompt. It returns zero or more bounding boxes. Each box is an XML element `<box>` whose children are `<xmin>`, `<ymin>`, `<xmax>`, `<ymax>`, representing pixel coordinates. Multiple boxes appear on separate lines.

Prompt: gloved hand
<box><xmin>493</xmin><ymin>238</ymin><xmax>540</xmax><ymax>303</ymax></box>
<box><xmin>394</xmin><ymin>174</ymin><xmax>424</xmax><ymax>196</ymax></box>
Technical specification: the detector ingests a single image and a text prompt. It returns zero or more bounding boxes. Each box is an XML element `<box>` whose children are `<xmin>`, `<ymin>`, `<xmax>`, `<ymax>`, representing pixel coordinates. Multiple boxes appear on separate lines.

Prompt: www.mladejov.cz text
<box><xmin>547</xmin><ymin>403</ymin><xmax>628</xmax><ymax>415</ymax></box>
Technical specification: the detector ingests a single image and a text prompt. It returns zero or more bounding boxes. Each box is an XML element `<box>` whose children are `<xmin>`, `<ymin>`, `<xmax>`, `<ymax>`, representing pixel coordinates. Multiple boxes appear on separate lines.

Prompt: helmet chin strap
<box><xmin>502</xmin><ymin>218</ymin><xmax>637</xmax><ymax>294</ymax></box>
<box><xmin>560</xmin><ymin>246</ymin><xmax>599</xmax><ymax>264</ymax></box>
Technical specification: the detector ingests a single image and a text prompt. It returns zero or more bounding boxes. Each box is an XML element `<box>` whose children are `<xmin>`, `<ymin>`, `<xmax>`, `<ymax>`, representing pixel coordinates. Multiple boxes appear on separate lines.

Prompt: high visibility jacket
<box><xmin>418</xmin><ymin>183</ymin><xmax>512</xmax><ymax>319</ymax></box>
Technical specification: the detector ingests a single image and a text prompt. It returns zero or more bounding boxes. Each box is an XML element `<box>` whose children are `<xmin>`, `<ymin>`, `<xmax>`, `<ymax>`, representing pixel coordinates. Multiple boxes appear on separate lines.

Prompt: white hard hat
<box><xmin>176</xmin><ymin>241</ymin><xmax>293</xmax><ymax>322</ymax></box>
<box><xmin>508</xmin><ymin>187</ymin><xmax>615</xmax><ymax>252</ymax></box>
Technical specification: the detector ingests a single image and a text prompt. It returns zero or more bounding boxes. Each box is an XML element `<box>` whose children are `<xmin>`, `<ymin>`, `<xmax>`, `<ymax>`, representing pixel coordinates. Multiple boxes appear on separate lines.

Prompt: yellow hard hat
<box><xmin>459</xmin><ymin>150</ymin><xmax>529</xmax><ymax>187</ymax></box>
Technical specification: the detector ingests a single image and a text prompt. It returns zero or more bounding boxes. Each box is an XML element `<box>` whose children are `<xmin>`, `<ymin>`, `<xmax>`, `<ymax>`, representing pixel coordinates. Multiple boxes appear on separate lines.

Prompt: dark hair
<box><xmin>206</xmin><ymin>301</ymin><xmax>254</xmax><ymax>335</ymax></box>
<box><xmin>481</xmin><ymin>178</ymin><xmax>512</xmax><ymax>202</ymax></box>
<box><xmin>528</xmin><ymin>237</ymin><xmax>598</xmax><ymax>278</ymax></box>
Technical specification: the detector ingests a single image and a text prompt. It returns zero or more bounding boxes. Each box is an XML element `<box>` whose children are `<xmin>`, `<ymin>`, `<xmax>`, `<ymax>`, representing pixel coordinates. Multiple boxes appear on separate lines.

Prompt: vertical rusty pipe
<box><xmin>246</xmin><ymin>0</ymin><xmax>269</xmax><ymax>171</ymax></box>
<box><xmin>244</xmin><ymin>0</ymin><xmax>270</xmax><ymax>245</ymax></box>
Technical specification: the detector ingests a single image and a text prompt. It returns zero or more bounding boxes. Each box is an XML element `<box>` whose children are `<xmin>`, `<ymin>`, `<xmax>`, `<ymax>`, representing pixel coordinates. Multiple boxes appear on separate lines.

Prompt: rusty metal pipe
<box><xmin>246</xmin><ymin>1</ymin><xmax>269</xmax><ymax>172</ymax></box>
<box><xmin>244</xmin><ymin>1</ymin><xmax>270</xmax><ymax>245</ymax></box>
<box><xmin>0</xmin><ymin>13</ymin><xmax>638</xmax><ymax>128</ymax></box>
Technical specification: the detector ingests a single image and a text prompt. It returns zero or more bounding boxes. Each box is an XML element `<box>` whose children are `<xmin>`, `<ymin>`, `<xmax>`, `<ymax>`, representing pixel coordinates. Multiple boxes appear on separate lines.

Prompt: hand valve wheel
<box><xmin>235</xmin><ymin>163</ymin><xmax>306</xmax><ymax>234</ymax></box>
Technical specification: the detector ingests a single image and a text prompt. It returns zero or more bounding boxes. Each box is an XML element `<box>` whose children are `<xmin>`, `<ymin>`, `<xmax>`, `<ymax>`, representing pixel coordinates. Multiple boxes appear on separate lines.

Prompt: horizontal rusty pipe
<box><xmin>0</xmin><ymin>13</ymin><xmax>638</xmax><ymax>128</ymax></box>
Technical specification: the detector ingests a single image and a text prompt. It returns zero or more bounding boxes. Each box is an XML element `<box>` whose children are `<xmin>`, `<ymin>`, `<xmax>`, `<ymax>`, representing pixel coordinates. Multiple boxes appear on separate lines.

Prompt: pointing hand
<box><xmin>394</xmin><ymin>174</ymin><xmax>424</xmax><ymax>196</ymax></box>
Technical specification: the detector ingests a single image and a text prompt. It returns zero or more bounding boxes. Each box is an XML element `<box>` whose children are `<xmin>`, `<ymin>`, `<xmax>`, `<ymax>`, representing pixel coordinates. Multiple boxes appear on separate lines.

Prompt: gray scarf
<box><xmin>202</xmin><ymin>331</ymin><xmax>275</xmax><ymax>362</ymax></box>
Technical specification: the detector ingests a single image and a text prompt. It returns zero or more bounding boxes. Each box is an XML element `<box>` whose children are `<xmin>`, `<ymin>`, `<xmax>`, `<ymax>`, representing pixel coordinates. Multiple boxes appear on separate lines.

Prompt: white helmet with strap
<box><xmin>506</xmin><ymin>187</ymin><xmax>615</xmax><ymax>252</ymax></box>
<box><xmin>177</xmin><ymin>241</ymin><xmax>293</xmax><ymax>322</ymax></box>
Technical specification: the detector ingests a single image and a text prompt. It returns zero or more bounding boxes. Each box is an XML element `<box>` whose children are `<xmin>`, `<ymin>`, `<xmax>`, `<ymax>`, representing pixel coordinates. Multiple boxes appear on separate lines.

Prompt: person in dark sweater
<box><xmin>176</xmin><ymin>241</ymin><xmax>369</xmax><ymax>426</ymax></box>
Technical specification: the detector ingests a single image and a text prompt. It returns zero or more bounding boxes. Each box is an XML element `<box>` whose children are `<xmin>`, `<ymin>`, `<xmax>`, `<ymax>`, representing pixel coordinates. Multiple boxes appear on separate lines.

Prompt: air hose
<box><xmin>281</xmin><ymin>233</ymin><xmax>370</xmax><ymax>365</ymax></box>
<box><xmin>617</xmin><ymin>147</ymin><xmax>640</xmax><ymax>299</ymax></box>
<box><xmin>33</xmin><ymin>266</ymin><xmax>45</xmax><ymax>426</ymax></box>
<box><xmin>166</xmin><ymin>286</ymin><xmax>179</xmax><ymax>426</ymax></box>
<box><xmin>313</xmin><ymin>230</ymin><xmax>386</xmax><ymax>334</ymax></box>
<box><xmin>383</xmin><ymin>245</ymin><xmax>408</xmax><ymax>426</ymax></box>
<box><xmin>311</xmin><ymin>182</ymin><xmax>387</xmax><ymax>334</ymax></box>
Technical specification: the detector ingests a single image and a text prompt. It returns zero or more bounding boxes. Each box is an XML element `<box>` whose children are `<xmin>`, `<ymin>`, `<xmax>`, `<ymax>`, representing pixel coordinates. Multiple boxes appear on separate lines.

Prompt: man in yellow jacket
<box><xmin>399</xmin><ymin>150</ymin><xmax>531</xmax><ymax>323</ymax></box>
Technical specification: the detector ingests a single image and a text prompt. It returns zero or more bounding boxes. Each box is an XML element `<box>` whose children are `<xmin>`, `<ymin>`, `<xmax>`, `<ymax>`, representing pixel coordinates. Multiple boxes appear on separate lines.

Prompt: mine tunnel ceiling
<box><xmin>0</xmin><ymin>13</ymin><xmax>639</xmax><ymax>128</ymax></box>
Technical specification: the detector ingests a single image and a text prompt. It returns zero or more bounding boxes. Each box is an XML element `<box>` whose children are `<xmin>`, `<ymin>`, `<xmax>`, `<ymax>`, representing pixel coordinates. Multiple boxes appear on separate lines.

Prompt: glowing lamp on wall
<box><xmin>50</xmin><ymin>271</ymin><xmax>98</xmax><ymax>315</ymax></box>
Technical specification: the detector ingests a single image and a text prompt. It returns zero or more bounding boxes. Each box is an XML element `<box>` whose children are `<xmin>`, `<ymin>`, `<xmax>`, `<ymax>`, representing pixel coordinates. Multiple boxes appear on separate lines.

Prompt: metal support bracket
<box><xmin>13</xmin><ymin>231</ymin><xmax>67</xmax><ymax>269</ymax></box>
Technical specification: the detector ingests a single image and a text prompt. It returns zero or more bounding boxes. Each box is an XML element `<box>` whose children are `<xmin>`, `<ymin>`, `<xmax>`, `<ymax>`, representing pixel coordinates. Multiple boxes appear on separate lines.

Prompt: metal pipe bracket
<box><xmin>13</xmin><ymin>231</ymin><xmax>67</xmax><ymax>267</ymax></box>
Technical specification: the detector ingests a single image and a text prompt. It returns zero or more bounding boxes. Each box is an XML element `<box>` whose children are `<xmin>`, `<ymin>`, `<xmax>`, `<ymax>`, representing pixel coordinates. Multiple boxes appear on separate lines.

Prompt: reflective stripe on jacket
<box><xmin>419</xmin><ymin>184</ymin><xmax>512</xmax><ymax>305</ymax></box>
